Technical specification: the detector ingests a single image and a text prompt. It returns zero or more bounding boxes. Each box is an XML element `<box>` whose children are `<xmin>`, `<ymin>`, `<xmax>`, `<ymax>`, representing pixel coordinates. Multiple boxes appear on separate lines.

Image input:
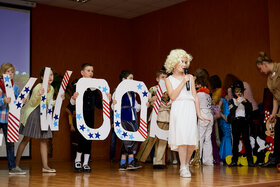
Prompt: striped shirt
<box><xmin>0</xmin><ymin>84</ymin><xmax>19</xmax><ymax>123</ymax></box>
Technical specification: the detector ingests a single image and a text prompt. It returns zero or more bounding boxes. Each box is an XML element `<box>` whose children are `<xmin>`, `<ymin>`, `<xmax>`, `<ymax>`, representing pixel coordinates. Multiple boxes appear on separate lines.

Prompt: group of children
<box><xmin>0</xmin><ymin>63</ymin><xmax>60</xmax><ymax>174</ymax></box>
<box><xmin>0</xmin><ymin>60</ymin><xmax>265</xmax><ymax>177</ymax></box>
<box><xmin>193</xmin><ymin>70</ymin><xmax>256</xmax><ymax>167</ymax></box>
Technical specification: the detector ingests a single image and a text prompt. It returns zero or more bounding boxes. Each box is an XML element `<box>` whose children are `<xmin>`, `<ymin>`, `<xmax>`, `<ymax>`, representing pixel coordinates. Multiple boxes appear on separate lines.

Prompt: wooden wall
<box><xmin>131</xmin><ymin>0</ymin><xmax>270</xmax><ymax>103</ymax></box>
<box><xmin>26</xmin><ymin>0</ymin><xmax>280</xmax><ymax>161</ymax></box>
<box><xmin>30</xmin><ymin>4</ymin><xmax>132</xmax><ymax>161</ymax></box>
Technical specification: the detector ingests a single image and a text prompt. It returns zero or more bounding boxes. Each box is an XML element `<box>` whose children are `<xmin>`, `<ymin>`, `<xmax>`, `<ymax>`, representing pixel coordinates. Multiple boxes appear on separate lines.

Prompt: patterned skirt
<box><xmin>19</xmin><ymin>106</ymin><xmax>52</xmax><ymax>139</ymax></box>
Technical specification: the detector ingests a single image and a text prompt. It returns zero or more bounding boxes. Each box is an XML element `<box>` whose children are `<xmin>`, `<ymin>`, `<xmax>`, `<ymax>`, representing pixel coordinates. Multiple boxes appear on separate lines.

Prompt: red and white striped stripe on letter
<box><xmin>153</xmin><ymin>84</ymin><xmax>163</xmax><ymax>115</ymax></box>
<box><xmin>7</xmin><ymin>112</ymin><xmax>20</xmax><ymax>142</ymax></box>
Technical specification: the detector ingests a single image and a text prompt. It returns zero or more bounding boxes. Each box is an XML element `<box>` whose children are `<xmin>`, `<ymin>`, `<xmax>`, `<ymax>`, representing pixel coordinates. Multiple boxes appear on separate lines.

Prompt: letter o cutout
<box><xmin>149</xmin><ymin>80</ymin><xmax>169</xmax><ymax>140</ymax></box>
<box><xmin>114</xmin><ymin>80</ymin><xmax>148</xmax><ymax>142</ymax></box>
<box><xmin>76</xmin><ymin>78</ymin><xmax>111</xmax><ymax>140</ymax></box>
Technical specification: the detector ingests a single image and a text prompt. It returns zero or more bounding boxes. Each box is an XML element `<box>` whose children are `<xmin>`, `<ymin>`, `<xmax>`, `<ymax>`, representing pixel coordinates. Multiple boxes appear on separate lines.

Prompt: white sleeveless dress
<box><xmin>168</xmin><ymin>75</ymin><xmax>198</xmax><ymax>151</ymax></box>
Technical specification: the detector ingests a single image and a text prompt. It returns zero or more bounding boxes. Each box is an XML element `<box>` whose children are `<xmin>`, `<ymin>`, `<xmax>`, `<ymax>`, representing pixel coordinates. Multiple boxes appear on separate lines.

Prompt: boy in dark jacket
<box><xmin>228</xmin><ymin>80</ymin><xmax>254</xmax><ymax>167</ymax></box>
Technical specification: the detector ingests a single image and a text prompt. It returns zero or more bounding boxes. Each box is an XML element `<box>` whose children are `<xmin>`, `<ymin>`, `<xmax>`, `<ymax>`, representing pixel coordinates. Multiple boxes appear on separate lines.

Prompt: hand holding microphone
<box><xmin>184</xmin><ymin>68</ymin><xmax>190</xmax><ymax>91</ymax></box>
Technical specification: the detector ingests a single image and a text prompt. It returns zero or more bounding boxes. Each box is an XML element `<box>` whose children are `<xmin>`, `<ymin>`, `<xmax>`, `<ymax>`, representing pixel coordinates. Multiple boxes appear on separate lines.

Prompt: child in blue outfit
<box><xmin>112</xmin><ymin>70</ymin><xmax>142</xmax><ymax>171</ymax></box>
<box><xmin>0</xmin><ymin>63</ymin><xmax>26</xmax><ymax>175</ymax></box>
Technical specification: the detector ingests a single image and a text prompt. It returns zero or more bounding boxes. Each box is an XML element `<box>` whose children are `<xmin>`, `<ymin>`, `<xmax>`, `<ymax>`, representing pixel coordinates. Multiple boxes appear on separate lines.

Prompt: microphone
<box><xmin>184</xmin><ymin>68</ymin><xmax>190</xmax><ymax>91</ymax></box>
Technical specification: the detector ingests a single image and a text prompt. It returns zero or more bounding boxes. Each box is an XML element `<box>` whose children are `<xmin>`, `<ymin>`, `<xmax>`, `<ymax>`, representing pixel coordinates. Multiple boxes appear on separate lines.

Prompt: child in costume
<box><xmin>113</xmin><ymin>70</ymin><xmax>142</xmax><ymax>171</ymax></box>
<box><xmin>0</xmin><ymin>63</ymin><xmax>26</xmax><ymax>174</ymax></box>
<box><xmin>209</xmin><ymin>75</ymin><xmax>223</xmax><ymax>164</ymax></box>
<box><xmin>227</xmin><ymin>80</ymin><xmax>254</xmax><ymax>167</ymax></box>
<box><xmin>70</xmin><ymin>63</ymin><xmax>103</xmax><ymax>172</ymax></box>
<box><xmin>136</xmin><ymin>70</ymin><xmax>171</xmax><ymax>169</ymax></box>
<box><xmin>195</xmin><ymin>73</ymin><xmax>214</xmax><ymax>165</ymax></box>
<box><xmin>16</xmin><ymin>67</ymin><xmax>63</xmax><ymax>173</ymax></box>
<box><xmin>164</xmin><ymin>49</ymin><xmax>207</xmax><ymax>178</ymax></box>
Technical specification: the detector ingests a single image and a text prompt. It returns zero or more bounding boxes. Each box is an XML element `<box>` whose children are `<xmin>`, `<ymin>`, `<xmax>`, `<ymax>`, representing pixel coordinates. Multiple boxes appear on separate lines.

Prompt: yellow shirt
<box><xmin>21</xmin><ymin>83</ymin><xmax>54</xmax><ymax>126</ymax></box>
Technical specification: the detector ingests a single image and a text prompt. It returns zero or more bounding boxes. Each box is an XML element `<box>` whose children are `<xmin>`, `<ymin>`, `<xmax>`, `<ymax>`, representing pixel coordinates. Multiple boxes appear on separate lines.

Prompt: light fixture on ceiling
<box><xmin>71</xmin><ymin>0</ymin><xmax>90</xmax><ymax>3</ymax></box>
<box><xmin>0</xmin><ymin>0</ymin><xmax>36</xmax><ymax>7</ymax></box>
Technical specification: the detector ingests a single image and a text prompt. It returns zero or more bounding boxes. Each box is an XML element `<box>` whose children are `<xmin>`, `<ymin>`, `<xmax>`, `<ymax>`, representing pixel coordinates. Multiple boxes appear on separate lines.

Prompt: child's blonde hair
<box><xmin>0</xmin><ymin>63</ymin><xmax>15</xmax><ymax>78</ymax></box>
<box><xmin>164</xmin><ymin>49</ymin><xmax>193</xmax><ymax>73</ymax></box>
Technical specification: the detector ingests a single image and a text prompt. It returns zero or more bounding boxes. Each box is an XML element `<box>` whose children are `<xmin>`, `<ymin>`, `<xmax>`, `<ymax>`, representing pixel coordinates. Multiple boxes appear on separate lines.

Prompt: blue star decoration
<box><xmin>42</xmin><ymin>103</ymin><xmax>46</xmax><ymax>109</ymax></box>
<box><xmin>76</xmin><ymin>114</ymin><xmax>82</xmax><ymax>120</ymax></box>
<box><xmin>137</xmin><ymin>83</ymin><xmax>143</xmax><ymax>90</ymax></box>
<box><xmin>87</xmin><ymin>129</ymin><xmax>90</xmax><ymax>132</ymax></box>
<box><xmin>142</xmin><ymin>91</ymin><xmax>148</xmax><ymax>97</ymax></box>
<box><xmin>102</xmin><ymin>86</ymin><xmax>108</xmax><ymax>93</ymax></box>
<box><xmin>24</xmin><ymin>87</ymin><xmax>30</xmax><ymax>93</ymax></box>
<box><xmin>122</xmin><ymin>131</ymin><xmax>128</xmax><ymax>138</ymax></box>
<box><xmin>115</xmin><ymin>121</ymin><xmax>120</xmax><ymax>127</ymax></box>
<box><xmin>80</xmin><ymin>124</ymin><xmax>85</xmax><ymax>131</ymax></box>
<box><xmin>88</xmin><ymin>133</ymin><xmax>93</xmax><ymax>138</ymax></box>
<box><xmin>95</xmin><ymin>132</ymin><xmax>101</xmax><ymax>139</ymax></box>
<box><xmin>16</xmin><ymin>102</ymin><xmax>21</xmax><ymax>109</ymax></box>
<box><xmin>98</xmin><ymin>86</ymin><xmax>101</xmax><ymax>89</ymax></box>
<box><xmin>117</xmin><ymin>128</ymin><xmax>122</xmax><ymax>135</ymax></box>
<box><xmin>54</xmin><ymin>121</ymin><xmax>58</xmax><ymax>127</ymax></box>
<box><xmin>54</xmin><ymin>114</ymin><xmax>59</xmax><ymax>120</ymax></box>
<box><xmin>5</xmin><ymin>84</ymin><xmax>8</xmax><ymax>87</ymax></box>
<box><xmin>41</xmin><ymin>95</ymin><xmax>46</xmax><ymax>102</ymax></box>
<box><xmin>13</xmin><ymin>100</ymin><xmax>16</xmax><ymax>104</ymax></box>
<box><xmin>48</xmin><ymin>109</ymin><xmax>52</xmax><ymax>114</ymax></box>
<box><xmin>4</xmin><ymin>76</ymin><xmax>10</xmax><ymax>82</ymax></box>
<box><xmin>115</xmin><ymin>112</ymin><xmax>120</xmax><ymax>119</ymax></box>
<box><xmin>19</xmin><ymin>93</ymin><xmax>25</xmax><ymax>100</ymax></box>
<box><xmin>129</xmin><ymin>134</ymin><xmax>134</xmax><ymax>140</ymax></box>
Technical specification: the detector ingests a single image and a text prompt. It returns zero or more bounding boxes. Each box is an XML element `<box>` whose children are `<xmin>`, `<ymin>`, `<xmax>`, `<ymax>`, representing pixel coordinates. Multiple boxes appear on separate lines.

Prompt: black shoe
<box><xmin>248</xmin><ymin>161</ymin><xmax>255</xmax><ymax>167</ymax></box>
<box><xmin>228</xmin><ymin>161</ymin><xmax>237</xmax><ymax>167</ymax></box>
<box><xmin>83</xmin><ymin>165</ymin><xmax>91</xmax><ymax>172</ymax></box>
<box><xmin>127</xmin><ymin>160</ymin><xmax>142</xmax><ymax>170</ymax></box>
<box><xmin>261</xmin><ymin>159</ymin><xmax>277</xmax><ymax>167</ymax></box>
<box><xmin>153</xmin><ymin>165</ymin><xmax>167</xmax><ymax>169</ymax></box>
<box><xmin>74</xmin><ymin>161</ymin><xmax>83</xmax><ymax>172</ymax></box>
<box><xmin>119</xmin><ymin>164</ymin><xmax>127</xmax><ymax>171</ymax></box>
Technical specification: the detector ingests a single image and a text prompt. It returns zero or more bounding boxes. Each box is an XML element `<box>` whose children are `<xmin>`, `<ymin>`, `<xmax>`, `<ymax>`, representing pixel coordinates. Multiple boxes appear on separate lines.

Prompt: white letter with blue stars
<box><xmin>3</xmin><ymin>74</ymin><xmax>37</xmax><ymax>142</ymax></box>
<box><xmin>40</xmin><ymin>67</ymin><xmax>72</xmax><ymax>131</ymax></box>
<box><xmin>75</xmin><ymin>78</ymin><xmax>111</xmax><ymax>140</ymax></box>
<box><xmin>113</xmin><ymin>80</ymin><xmax>148</xmax><ymax>142</ymax></box>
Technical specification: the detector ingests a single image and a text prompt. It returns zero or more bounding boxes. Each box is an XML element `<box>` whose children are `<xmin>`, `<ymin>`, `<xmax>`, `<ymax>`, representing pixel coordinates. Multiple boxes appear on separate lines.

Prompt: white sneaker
<box><xmin>180</xmin><ymin>167</ymin><xmax>191</xmax><ymax>178</ymax></box>
<box><xmin>172</xmin><ymin>160</ymin><xmax>178</xmax><ymax>165</ymax></box>
<box><xmin>186</xmin><ymin>167</ymin><xmax>191</xmax><ymax>177</ymax></box>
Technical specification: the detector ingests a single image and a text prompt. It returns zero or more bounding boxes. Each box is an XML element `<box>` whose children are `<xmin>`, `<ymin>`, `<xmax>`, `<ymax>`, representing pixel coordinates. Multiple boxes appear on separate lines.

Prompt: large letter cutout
<box><xmin>40</xmin><ymin>67</ymin><xmax>72</xmax><ymax>131</ymax></box>
<box><xmin>149</xmin><ymin>80</ymin><xmax>169</xmax><ymax>140</ymax></box>
<box><xmin>114</xmin><ymin>80</ymin><xmax>148</xmax><ymax>142</ymax></box>
<box><xmin>75</xmin><ymin>78</ymin><xmax>111</xmax><ymax>140</ymax></box>
<box><xmin>3</xmin><ymin>74</ymin><xmax>37</xmax><ymax>142</ymax></box>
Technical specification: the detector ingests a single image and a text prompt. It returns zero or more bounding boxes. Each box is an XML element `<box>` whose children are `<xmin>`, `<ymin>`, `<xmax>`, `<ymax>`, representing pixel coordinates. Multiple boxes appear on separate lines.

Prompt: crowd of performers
<box><xmin>0</xmin><ymin>50</ymin><xmax>279</xmax><ymax>178</ymax></box>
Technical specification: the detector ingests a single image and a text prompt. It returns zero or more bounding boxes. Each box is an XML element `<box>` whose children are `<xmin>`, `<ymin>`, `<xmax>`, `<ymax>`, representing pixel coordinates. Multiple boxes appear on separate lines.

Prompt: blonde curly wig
<box><xmin>164</xmin><ymin>49</ymin><xmax>193</xmax><ymax>73</ymax></box>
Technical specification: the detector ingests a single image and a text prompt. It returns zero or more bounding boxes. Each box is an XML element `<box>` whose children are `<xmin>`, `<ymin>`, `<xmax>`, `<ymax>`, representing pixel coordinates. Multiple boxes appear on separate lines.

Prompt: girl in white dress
<box><xmin>164</xmin><ymin>49</ymin><xmax>207</xmax><ymax>178</ymax></box>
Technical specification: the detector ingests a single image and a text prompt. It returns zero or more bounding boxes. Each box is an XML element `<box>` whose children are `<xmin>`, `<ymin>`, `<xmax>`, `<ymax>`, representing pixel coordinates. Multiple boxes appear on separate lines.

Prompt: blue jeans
<box><xmin>0</xmin><ymin>123</ymin><xmax>16</xmax><ymax>169</ymax></box>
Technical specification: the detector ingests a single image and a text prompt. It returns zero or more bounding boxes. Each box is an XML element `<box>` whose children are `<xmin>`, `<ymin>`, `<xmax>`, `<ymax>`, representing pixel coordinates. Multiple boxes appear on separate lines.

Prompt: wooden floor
<box><xmin>1</xmin><ymin>160</ymin><xmax>280</xmax><ymax>187</ymax></box>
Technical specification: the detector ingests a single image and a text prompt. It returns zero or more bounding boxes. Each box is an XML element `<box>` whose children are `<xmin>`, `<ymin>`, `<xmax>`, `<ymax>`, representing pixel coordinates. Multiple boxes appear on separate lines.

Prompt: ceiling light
<box><xmin>71</xmin><ymin>0</ymin><xmax>90</xmax><ymax>3</ymax></box>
